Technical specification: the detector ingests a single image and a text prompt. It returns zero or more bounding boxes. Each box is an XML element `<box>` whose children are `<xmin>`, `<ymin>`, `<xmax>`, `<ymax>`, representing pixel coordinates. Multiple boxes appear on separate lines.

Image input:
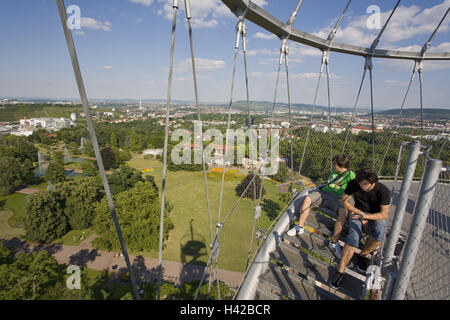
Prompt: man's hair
<box><xmin>332</xmin><ymin>154</ymin><xmax>350</xmax><ymax>169</ymax></box>
<box><xmin>355</xmin><ymin>168</ymin><xmax>379</xmax><ymax>184</ymax></box>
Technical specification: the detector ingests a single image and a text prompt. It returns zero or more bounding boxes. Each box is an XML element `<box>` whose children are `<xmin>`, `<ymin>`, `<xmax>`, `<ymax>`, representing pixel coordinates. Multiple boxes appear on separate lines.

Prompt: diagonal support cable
<box><xmin>300</xmin><ymin>0</ymin><xmax>352</xmax><ymax>174</ymax></box>
<box><xmin>378</xmin><ymin>6</ymin><xmax>449</xmax><ymax>174</ymax></box>
<box><xmin>325</xmin><ymin>55</ymin><xmax>333</xmax><ymax>171</ymax></box>
<box><xmin>215</xmin><ymin>8</ymin><xmax>250</xmax><ymax>300</ymax></box>
<box><xmin>55</xmin><ymin>0</ymin><xmax>141</xmax><ymax>300</ymax></box>
<box><xmin>343</xmin><ymin>0</ymin><xmax>401</xmax><ymax>168</ymax></box>
<box><xmin>184</xmin><ymin>0</ymin><xmax>216</xmax><ymax>298</ymax></box>
<box><xmin>157</xmin><ymin>0</ymin><xmax>179</xmax><ymax>300</ymax></box>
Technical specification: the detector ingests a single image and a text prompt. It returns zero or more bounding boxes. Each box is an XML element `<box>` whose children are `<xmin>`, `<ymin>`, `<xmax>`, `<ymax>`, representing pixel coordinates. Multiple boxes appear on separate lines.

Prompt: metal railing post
<box><xmin>391</xmin><ymin>158</ymin><xmax>442</xmax><ymax>300</ymax></box>
<box><xmin>383</xmin><ymin>141</ymin><xmax>421</xmax><ymax>267</ymax></box>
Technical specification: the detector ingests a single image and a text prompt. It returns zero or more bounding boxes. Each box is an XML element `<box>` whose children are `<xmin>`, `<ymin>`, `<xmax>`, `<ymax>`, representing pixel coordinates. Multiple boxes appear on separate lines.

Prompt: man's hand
<box><xmin>351</xmin><ymin>212</ymin><xmax>366</xmax><ymax>220</ymax></box>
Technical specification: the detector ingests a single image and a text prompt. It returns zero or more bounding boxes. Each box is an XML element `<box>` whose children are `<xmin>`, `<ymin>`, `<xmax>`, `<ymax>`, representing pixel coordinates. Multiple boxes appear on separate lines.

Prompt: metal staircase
<box><xmin>253</xmin><ymin>206</ymin><xmax>369</xmax><ymax>300</ymax></box>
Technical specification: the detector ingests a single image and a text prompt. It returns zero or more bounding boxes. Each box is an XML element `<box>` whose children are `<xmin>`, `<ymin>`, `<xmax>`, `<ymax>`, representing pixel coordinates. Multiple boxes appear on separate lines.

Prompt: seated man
<box><xmin>287</xmin><ymin>154</ymin><xmax>355</xmax><ymax>258</ymax></box>
<box><xmin>330</xmin><ymin>168</ymin><xmax>390</xmax><ymax>289</ymax></box>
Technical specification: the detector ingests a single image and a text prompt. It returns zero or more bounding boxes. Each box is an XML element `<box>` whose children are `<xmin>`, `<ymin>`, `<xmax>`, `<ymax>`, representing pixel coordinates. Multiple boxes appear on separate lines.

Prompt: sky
<box><xmin>0</xmin><ymin>0</ymin><xmax>449</xmax><ymax>109</ymax></box>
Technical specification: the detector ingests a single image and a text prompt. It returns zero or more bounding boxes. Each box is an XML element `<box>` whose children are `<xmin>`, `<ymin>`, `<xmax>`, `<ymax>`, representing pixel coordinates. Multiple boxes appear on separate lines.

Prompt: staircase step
<box><xmin>282</xmin><ymin>233</ymin><xmax>367</xmax><ymax>283</ymax></box>
<box><xmin>305</xmin><ymin>210</ymin><xmax>337</xmax><ymax>237</ymax></box>
<box><xmin>313</xmin><ymin>206</ymin><xmax>338</xmax><ymax>220</ymax></box>
<box><xmin>258</xmin><ymin>264</ymin><xmax>340</xmax><ymax>300</ymax></box>
<box><xmin>283</xmin><ymin>232</ymin><xmax>338</xmax><ymax>265</ymax></box>
<box><xmin>271</xmin><ymin>242</ymin><xmax>364</xmax><ymax>299</ymax></box>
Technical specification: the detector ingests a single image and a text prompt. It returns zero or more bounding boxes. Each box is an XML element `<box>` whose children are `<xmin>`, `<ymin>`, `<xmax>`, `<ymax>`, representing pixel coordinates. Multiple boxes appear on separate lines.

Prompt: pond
<box><xmin>34</xmin><ymin>167</ymin><xmax>86</xmax><ymax>178</ymax></box>
<box><xmin>34</xmin><ymin>155</ymin><xmax>88</xmax><ymax>178</ymax></box>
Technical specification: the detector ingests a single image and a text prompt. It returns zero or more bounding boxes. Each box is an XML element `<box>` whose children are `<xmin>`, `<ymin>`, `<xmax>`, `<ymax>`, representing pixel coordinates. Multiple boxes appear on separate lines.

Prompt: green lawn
<box><xmin>53</xmin><ymin>228</ymin><xmax>94</xmax><ymax>246</ymax></box>
<box><xmin>0</xmin><ymin>193</ymin><xmax>28</xmax><ymax>239</ymax></box>
<box><xmin>0</xmin><ymin>211</ymin><xmax>25</xmax><ymax>239</ymax></box>
<box><xmin>126</xmin><ymin>157</ymin><xmax>284</xmax><ymax>273</ymax></box>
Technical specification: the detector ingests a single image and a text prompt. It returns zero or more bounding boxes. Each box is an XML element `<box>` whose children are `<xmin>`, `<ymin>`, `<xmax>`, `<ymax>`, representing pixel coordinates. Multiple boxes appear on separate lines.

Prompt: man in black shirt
<box><xmin>330</xmin><ymin>168</ymin><xmax>391</xmax><ymax>289</ymax></box>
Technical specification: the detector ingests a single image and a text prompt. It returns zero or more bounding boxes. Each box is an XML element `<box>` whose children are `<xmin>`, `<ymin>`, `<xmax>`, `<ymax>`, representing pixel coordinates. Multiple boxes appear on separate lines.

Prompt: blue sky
<box><xmin>0</xmin><ymin>0</ymin><xmax>449</xmax><ymax>109</ymax></box>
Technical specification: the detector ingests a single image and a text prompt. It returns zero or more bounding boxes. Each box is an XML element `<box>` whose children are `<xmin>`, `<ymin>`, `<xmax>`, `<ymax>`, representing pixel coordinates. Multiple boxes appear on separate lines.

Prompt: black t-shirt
<box><xmin>344</xmin><ymin>180</ymin><xmax>391</xmax><ymax>214</ymax></box>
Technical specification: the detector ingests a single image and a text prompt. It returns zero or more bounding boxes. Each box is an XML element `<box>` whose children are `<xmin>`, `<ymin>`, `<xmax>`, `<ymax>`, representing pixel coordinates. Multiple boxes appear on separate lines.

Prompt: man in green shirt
<box><xmin>287</xmin><ymin>154</ymin><xmax>355</xmax><ymax>258</ymax></box>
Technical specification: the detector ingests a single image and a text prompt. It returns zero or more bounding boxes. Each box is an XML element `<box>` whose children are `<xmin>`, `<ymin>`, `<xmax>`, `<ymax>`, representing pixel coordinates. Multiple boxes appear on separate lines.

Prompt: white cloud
<box><xmin>289</xmin><ymin>43</ymin><xmax>322</xmax><ymax>58</ymax></box>
<box><xmin>251</xmin><ymin>71</ymin><xmax>343</xmax><ymax>81</ymax></box>
<box><xmin>385</xmin><ymin>79</ymin><xmax>409</xmax><ymax>86</ymax></box>
<box><xmin>100</xmin><ymin>65</ymin><xmax>113</xmax><ymax>70</ymax></box>
<box><xmin>173</xmin><ymin>58</ymin><xmax>226</xmax><ymax>73</ymax></box>
<box><xmin>378</xmin><ymin>58</ymin><xmax>450</xmax><ymax>72</ymax></box>
<box><xmin>377</xmin><ymin>42</ymin><xmax>450</xmax><ymax>71</ymax></box>
<box><xmin>252</xmin><ymin>0</ymin><xmax>268</xmax><ymax>6</ymax></box>
<box><xmin>312</xmin><ymin>0</ymin><xmax>450</xmax><ymax>47</ymax></box>
<box><xmin>254</xmin><ymin>32</ymin><xmax>276</xmax><ymax>40</ymax></box>
<box><xmin>81</xmin><ymin>17</ymin><xmax>112</xmax><ymax>31</ymax></box>
<box><xmin>175</xmin><ymin>74</ymin><xmax>211</xmax><ymax>81</ymax></box>
<box><xmin>129</xmin><ymin>0</ymin><xmax>155</xmax><ymax>6</ymax></box>
<box><xmin>155</xmin><ymin>0</ymin><xmax>240</xmax><ymax>28</ymax></box>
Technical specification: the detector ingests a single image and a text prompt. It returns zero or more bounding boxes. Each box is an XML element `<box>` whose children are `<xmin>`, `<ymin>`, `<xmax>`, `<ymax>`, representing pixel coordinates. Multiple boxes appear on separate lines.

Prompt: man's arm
<box><xmin>360</xmin><ymin>205</ymin><xmax>390</xmax><ymax>221</ymax></box>
<box><xmin>341</xmin><ymin>193</ymin><xmax>365</xmax><ymax>216</ymax></box>
<box><xmin>341</xmin><ymin>194</ymin><xmax>390</xmax><ymax>221</ymax></box>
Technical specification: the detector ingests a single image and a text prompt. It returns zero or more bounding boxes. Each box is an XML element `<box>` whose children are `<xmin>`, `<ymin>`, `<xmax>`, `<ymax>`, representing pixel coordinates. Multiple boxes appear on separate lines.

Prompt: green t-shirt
<box><xmin>322</xmin><ymin>169</ymin><xmax>356</xmax><ymax>197</ymax></box>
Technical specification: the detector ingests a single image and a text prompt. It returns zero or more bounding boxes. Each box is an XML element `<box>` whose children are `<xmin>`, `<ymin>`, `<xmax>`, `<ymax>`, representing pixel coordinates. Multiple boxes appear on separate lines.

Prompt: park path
<box><xmin>0</xmin><ymin>234</ymin><xmax>244</xmax><ymax>290</ymax></box>
<box><xmin>16</xmin><ymin>187</ymin><xmax>41</xmax><ymax>195</ymax></box>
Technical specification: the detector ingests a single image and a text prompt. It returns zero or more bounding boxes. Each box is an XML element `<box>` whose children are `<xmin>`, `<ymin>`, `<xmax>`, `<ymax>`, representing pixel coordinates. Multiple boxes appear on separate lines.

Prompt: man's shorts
<box><xmin>308</xmin><ymin>190</ymin><xmax>341</xmax><ymax>213</ymax></box>
<box><xmin>343</xmin><ymin>217</ymin><xmax>387</xmax><ymax>248</ymax></box>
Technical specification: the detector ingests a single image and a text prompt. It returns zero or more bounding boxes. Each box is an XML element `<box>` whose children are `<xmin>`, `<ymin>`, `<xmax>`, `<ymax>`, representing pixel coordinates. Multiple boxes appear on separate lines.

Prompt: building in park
<box><xmin>19</xmin><ymin>117</ymin><xmax>75</xmax><ymax>131</ymax></box>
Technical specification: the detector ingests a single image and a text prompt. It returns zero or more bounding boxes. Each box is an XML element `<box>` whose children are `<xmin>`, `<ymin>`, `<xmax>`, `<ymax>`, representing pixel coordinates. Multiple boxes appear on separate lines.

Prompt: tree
<box><xmin>30</xmin><ymin>129</ymin><xmax>52</xmax><ymax>145</ymax></box>
<box><xmin>113</xmin><ymin>148</ymin><xmax>132</xmax><ymax>167</ymax></box>
<box><xmin>235</xmin><ymin>174</ymin><xmax>265</xmax><ymax>199</ymax></box>
<box><xmin>107</xmin><ymin>165</ymin><xmax>146</xmax><ymax>195</ymax></box>
<box><xmin>0</xmin><ymin>250</ymin><xmax>62</xmax><ymax>300</ymax></box>
<box><xmin>167</xmin><ymin>146</ymin><xmax>205</xmax><ymax>172</ymax></box>
<box><xmin>80</xmin><ymin>161</ymin><xmax>97</xmax><ymax>177</ymax></box>
<box><xmin>24</xmin><ymin>190</ymin><xmax>68</xmax><ymax>243</ymax></box>
<box><xmin>81</xmin><ymin>138</ymin><xmax>95</xmax><ymax>157</ymax></box>
<box><xmin>129</xmin><ymin>130</ymin><xmax>141</xmax><ymax>152</ymax></box>
<box><xmin>92</xmin><ymin>181</ymin><xmax>173</xmax><ymax>252</ymax></box>
<box><xmin>145</xmin><ymin>175</ymin><xmax>158</xmax><ymax>193</ymax></box>
<box><xmin>46</xmin><ymin>151</ymin><xmax>66</xmax><ymax>184</ymax></box>
<box><xmin>99</xmin><ymin>147</ymin><xmax>116</xmax><ymax>171</ymax></box>
<box><xmin>110</xmin><ymin>131</ymin><xmax>118</xmax><ymax>150</ymax></box>
<box><xmin>38</xmin><ymin>267</ymin><xmax>97</xmax><ymax>300</ymax></box>
<box><xmin>57</xmin><ymin>177</ymin><xmax>105</xmax><ymax>230</ymax></box>
<box><xmin>23</xmin><ymin>158</ymin><xmax>35</xmax><ymax>184</ymax></box>
<box><xmin>0</xmin><ymin>243</ymin><xmax>13</xmax><ymax>265</ymax></box>
<box><xmin>0</xmin><ymin>156</ymin><xmax>24</xmax><ymax>196</ymax></box>
<box><xmin>272</xmin><ymin>163</ymin><xmax>289</xmax><ymax>182</ymax></box>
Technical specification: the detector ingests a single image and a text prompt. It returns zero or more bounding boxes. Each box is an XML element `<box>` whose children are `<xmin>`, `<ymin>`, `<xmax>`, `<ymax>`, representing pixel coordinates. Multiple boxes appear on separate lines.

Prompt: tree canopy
<box><xmin>92</xmin><ymin>181</ymin><xmax>173</xmax><ymax>252</ymax></box>
<box><xmin>24</xmin><ymin>190</ymin><xmax>68</xmax><ymax>243</ymax></box>
<box><xmin>46</xmin><ymin>150</ymin><xmax>66</xmax><ymax>184</ymax></box>
<box><xmin>235</xmin><ymin>174</ymin><xmax>265</xmax><ymax>199</ymax></box>
<box><xmin>0</xmin><ymin>247</ymin><xmax>61</xmax><ymax>300</ymax></box>
<box><xmin>56</xmin><ymin>176</ymin><xmax>105</xmax><ymax>230</ymax></box>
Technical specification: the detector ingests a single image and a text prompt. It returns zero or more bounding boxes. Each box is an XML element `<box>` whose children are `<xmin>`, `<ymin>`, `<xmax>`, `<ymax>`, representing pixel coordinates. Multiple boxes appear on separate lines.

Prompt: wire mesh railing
<box><xmin>405</xmin><ymin>170</ymin><xmax>450</xmax><ymax>300</ymax></box>
<box><xmin>52</xmin><ymin>0</ymin><xmax>450</xmax><ymax>301</ymax></box>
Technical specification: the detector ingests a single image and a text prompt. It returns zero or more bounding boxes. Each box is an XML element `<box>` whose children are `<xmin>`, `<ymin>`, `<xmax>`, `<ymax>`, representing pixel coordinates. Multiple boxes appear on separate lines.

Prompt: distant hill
<box><xmin>0</xmin><ymin>104</ymin><xmax>83</xmax><ymax>122</ymax></box>
<box><xmin>374</xmin><ymin>108</ymin><xmax>450</xmax><ymax>120</ymax></box>
<box><xmin>212</xmin><ymin>100</ymin><xmax>369</xmax><ymax>114</ymax></box>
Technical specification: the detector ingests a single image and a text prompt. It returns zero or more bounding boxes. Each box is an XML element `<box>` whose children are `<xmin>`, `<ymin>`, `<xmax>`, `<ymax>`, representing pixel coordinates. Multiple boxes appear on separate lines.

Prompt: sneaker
<box><xmin>329</xmin><ymin>271</ymin><xmax>344</xmax><ymax>289</ymax></box>
<box><xmin>356</xmin><ymin>254</ymin><xmax>370</xmax><ymax>273</ymax></box>
<box><xmin>328</xmin><ymin>241</ymin><xmax>342</xmax><ymax>259</ymax></box>
<box><xmin>287</xmin><ymin>225</ymin><xmax>304</xmax><ymax>236</ymax></box>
